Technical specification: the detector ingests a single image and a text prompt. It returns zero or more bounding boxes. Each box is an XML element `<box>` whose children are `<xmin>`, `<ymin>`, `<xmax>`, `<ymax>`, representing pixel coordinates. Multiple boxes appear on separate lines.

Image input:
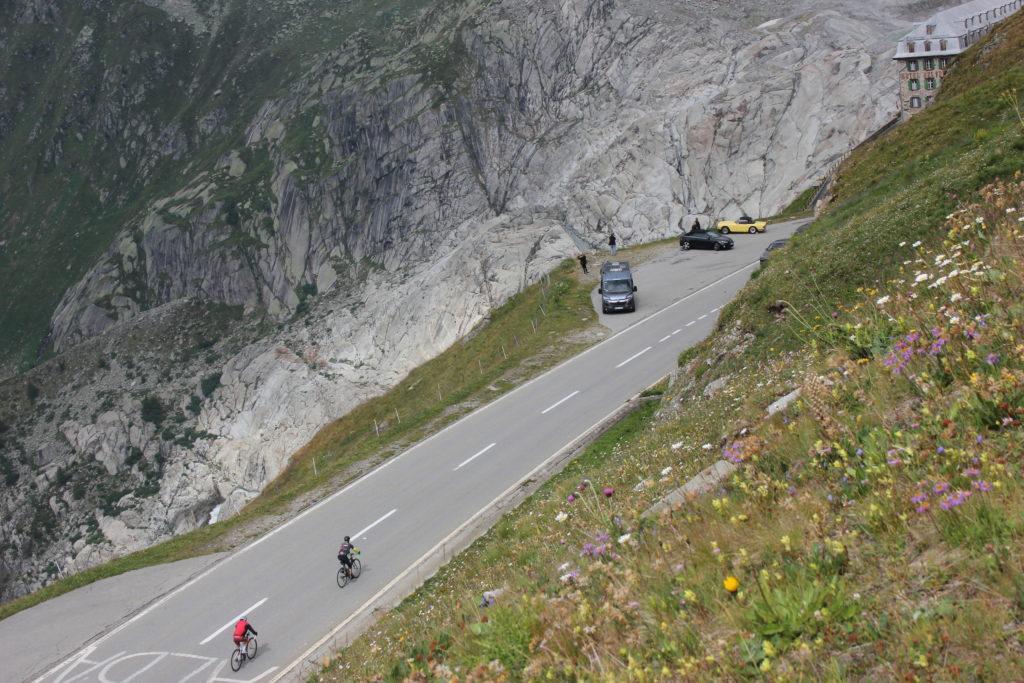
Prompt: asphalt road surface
<box><xmin>23</xmin><ymin>220</ymin><xmax>807</xmax><ymax>683</ymax></box>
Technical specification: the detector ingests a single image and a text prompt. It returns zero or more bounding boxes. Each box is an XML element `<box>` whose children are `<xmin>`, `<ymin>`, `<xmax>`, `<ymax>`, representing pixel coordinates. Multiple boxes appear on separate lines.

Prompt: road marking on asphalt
<box><xmin>616</xmin><ymin>346</ymin><xmax>652</xmax><ymax>368</ymax></box>
<box><xmin>672</xmin><ymin>329</ymin><xmax>682</xmax><ymax>335</ymax></box>
<box><xmin>685</xmin><ymin>320</ymin><xmax>696</xmax><ymax>327</ymax></box>
<box><xmin>37</xmin><ymin>258</ymin><xmax>768</xmax><ymax>683</ymax></box>
<box><xmin>200</xmin><ymin>597</ymin><xmax>268</xmax><ymax>646</ymax></box>
<box><xmin>710</xmin><ymin>306</ymin><xmax>721</xmax><ymax>313</ymax></box>
<box><xmin>541</xmin><ymin>390</ymin><xmax>580</xmax><ymax>415</ymax></box>
<box><xmin>658</xmin><ymin>335</ymin><xmax>671</xmax><ymax>343</ymax></box>
<box><xmin>355</xmin><ymin>508</ymin><xmax>398</xmax><ymax>539</ymax></box>
<box><xmin>698</xmin><ymin>314</ymin><xmax>707</xmax><ymax>320</ymax></box>
<box><xmin>454</xmin><ymin>443</ymin><xmax>497</xmax><ymax>471</ymax></box>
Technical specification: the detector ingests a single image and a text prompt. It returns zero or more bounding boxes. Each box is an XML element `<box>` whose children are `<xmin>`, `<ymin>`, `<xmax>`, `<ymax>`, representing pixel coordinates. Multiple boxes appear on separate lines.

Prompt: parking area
<box><xmin>589</xmin><ymin>218</ymin><xmax>810</xmax><ymax>333</ymax></box>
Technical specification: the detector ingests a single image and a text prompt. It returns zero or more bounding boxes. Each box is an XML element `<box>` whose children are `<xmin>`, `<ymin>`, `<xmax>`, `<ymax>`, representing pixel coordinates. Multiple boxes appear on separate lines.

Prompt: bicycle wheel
<box><xmin>230</xmin><ymin>647</ymin><xmax>243</xmax><ymax>672</ymax></box>
<box><xmin>246</xmin><ymin>637</ymin><xmax>258</xmax><ymax>659</ymax></box>
<box><xmin>350</xmin><ymin>558</ymin><xmax>362</xmax><ymax>579</ymax></box>
<box><xmin>337</xmin><ymin>566</ymin><xmax>350</xmax><ymax>588</ymax></box>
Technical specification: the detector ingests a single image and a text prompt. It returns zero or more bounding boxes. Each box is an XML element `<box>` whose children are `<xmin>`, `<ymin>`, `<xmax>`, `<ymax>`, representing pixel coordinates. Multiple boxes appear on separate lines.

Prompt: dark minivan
<box><xmin>599</xmin><ymin>261</ymin><xmax>637</xmax><ymax>313</ymax></box>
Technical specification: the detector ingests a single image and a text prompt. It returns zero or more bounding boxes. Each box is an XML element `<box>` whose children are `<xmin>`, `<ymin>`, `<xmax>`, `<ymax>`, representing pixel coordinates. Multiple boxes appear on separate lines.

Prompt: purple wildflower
<box><xmin>602</xmin><ymin>486</ymin><xmax>615</xmax><ymax>497</ymax></box>
<box><xmin>567</xmin><ymin>493</ymin><xmax>576</xmax><ymax>503</ymax></box>
<box><xmin>594</xmin><ymin>532</ymin><xmax>611</xmax><ymax>544</ymax></box>
<box><xmin>962</xmin><ymin>467</ymin><xmax>981</xmax><ymax>479</ymax></box>
<box><xmin>911</xmin><ymin>492</ymin><xmax>928</xmax><ymax>504</ymax></box>
<box><xmin>937</xmin><ymin>446</ymin><xmax>946</xmax><ymax>455</ymax></box>
<box><xmin>933</xmin><ymin>481</ymin><xmax>950</xmax><ymax>495</ymax></box>
<box><xmin>939</xmin><ymin>490</ymin><xmax>971</xmax><ymax>511</ymax></box>
<box><xmin>976</xmin><ymin>434</ymin><xmax>985</xmax><ymax>444</ymax></box>
<box><xmin>887</xmin><ymin>457</ymin><xmax>902</xmax><ymax>466</ymax></box>
<box><xmin>916</xmin><ymin>503</ymin><xmax>930</xmax><ymax>514</ymax></box>
<box><xmin>855</xmin><ymin>448</ymin><xmax>864</xmax><ymax>457</ymax></box>
<box><xmin>985</xmin><ymin>353</ymin><xmax>1000</xmax><ymax>366</ymax></box>
<box><xmin>973</xmin><ymin>480</ymin><xmax>993</xmax><ymax>492</ymax></box>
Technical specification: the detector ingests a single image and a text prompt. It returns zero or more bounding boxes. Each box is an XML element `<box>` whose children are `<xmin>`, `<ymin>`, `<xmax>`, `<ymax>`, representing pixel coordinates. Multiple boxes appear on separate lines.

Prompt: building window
<box><xmin>907</xmin><ymin>41</ymin><xmax>916</xmax><ymax>53</ymax></box>
<box><xmin>925</xmin><ymin>77</ymin><xmax>937</xmax><ymax>90</ymax></box>
<box><xmin>939</xmin><ymin>57</ymin><xmax>949</xmax><ymax>68</ymax></box>
<box><xmin>926</xmin><ymin>24</ymin><xmax>935</xmax><ymax>35</ymax></box>
<box><xmin>908</xmin><ymin>59</ymin><xmax>919</xmax><ymax>71</ymax></box>
<box><xmin>910</xmin><ymin>96</ymin><xmax>922</xmax><ymax>108</ymax></box>
<box><xmin>924</xmin><ymin>40</ymin><xmax>932</xmax><ymax>51</ymax></box>
<box><xmin>924</xmin><ymin>58</ymin><xmax>935</xmax><ymax>70</ymax></box>
<box><xmin>908</xmin><ymin>79</ymin><xmax>921</xmax><ymax>91</ymax></box>
<box><xmin>939</xmin><ymin>39</ymin><xmax>948</xmax><ymax>50</ymax></box>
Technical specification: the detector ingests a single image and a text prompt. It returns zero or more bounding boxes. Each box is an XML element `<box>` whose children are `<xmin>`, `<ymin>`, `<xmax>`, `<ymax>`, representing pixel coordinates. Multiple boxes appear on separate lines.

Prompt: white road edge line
<box><xmin>698</xmin><ymin>314</ymin><xmax>708</xmax><ymax>320</ymax></box>
<box><xmin>672</xmin><ymin>329</ymin><xmax>682</xmax><ymax>335</ymax></box>
<box><xmin>354</xmin><ymin>509</ymin><xmax>397</xmax><ymax>539</ymax></box>
<box><xmin>710</xmin><ymin>306</ymin><xmax>721</xmax><ymax>313</ymax></box>
<box><xmin>454</xmin><ymin>443</ymin><xmax>497</xmax><ymax>471</ymax></box>
<box><xmin>615</xmin><ymin>346</ymin><xmax>651</xmax><ymax>369</ymax></box>
<box><xmin>541</xmin><ymin>390</ymin><xmax>579</xmax><ymax>415</ymax></box>
<box><xmin>34</xmin><ymin>259</ymin><xmax>760</xmax><ymax>683</ymax></box>
<box><xmin>658</xmin><ymin>335</ymin><xmax>671</xmax><ymax>343</ymax></box>
<box><xmin>199</xmin><ymin>597</ymin><xmax>268</xmax><ymax>646</ymax></box>
<box><xmin>269</xmin><ymin>392</ymin><xmax>652</xmax><ymax>683</ymax></box>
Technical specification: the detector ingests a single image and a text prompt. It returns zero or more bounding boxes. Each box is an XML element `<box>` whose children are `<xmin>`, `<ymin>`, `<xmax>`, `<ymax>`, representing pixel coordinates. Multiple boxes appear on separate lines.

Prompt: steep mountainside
<box><xmin>0</xmin><ymin>0</ymin><xmax>949</xmax><ymax>599</ymax></box>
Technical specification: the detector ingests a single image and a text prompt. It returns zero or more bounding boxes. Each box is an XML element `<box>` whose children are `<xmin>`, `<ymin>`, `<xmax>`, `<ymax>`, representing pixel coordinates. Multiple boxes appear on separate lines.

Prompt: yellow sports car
<box><xmin>717</xmin><ymin>215</ymin><xmax>768</xmax><ymax>234</ymax></box>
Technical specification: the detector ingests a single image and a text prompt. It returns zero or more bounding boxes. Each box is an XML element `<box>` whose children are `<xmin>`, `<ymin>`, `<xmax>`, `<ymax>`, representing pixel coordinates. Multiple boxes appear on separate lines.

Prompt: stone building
<box><xmin>894</xmin><ymin>0</ymin><xmax>1022</xmax><ymax>117</ymax></box>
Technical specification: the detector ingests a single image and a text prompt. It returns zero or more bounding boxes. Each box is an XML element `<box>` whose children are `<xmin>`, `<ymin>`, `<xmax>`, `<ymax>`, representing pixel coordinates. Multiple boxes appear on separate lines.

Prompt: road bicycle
<box><xmin>230</xmin><ymin>636</ymin><xmax>258</xmax><ymax>672</ymax></box>
<box><xmin>336</xmin><ymin>549</ymin><xmax>362</xmax><ymax>588</ymax></box>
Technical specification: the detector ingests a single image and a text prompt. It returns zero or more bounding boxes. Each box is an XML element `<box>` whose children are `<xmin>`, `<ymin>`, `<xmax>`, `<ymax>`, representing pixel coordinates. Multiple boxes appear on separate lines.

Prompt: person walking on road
<box><xmin>577</xmin><ymin>253</ymin><xmax>589</xmax><ymax>274</ymax></box>
<box><xmin>608</xmin><ymin>231</ymin><xmax>617</xmax><ymax>255</ymax></box>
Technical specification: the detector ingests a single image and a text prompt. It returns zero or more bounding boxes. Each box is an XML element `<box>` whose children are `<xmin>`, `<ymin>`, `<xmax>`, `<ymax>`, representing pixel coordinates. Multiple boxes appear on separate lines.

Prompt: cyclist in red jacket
<box><xmin>233</xmin><ymin>617</ymin><xmax>257</xmax><ymax>646</ymax></box>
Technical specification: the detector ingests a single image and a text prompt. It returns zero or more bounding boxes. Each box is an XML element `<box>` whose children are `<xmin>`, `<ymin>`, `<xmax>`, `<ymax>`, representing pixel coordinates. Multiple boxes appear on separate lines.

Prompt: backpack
<box><xmin>233</xmin><ymin>620</ymin><xmax>247</xmax><ymax>639</ymax></box>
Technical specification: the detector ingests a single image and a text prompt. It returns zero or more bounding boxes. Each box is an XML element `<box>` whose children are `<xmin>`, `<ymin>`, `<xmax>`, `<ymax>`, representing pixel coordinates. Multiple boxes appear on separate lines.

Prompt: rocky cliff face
<box><xmin>0</xmin><ymin>0</ymin><xmax>950</xmax><ymax>598</ymax></box>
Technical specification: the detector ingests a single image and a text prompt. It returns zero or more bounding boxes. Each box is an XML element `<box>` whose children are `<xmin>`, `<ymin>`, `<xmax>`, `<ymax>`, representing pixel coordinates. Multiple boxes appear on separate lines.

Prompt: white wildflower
<box><xmin>912</xmin><ymin>240</ymin><xmax>922</xmax><ymax>248</ymax></box>
<box><xmin>661</xmin><ymin>466</ymin><xmax>673</xmax><ymax>476</ymax></box>
<box><xmin>560</xmin><ymin>572</ymin><xmax>577</xmax><ymax>584</ymax></box>
<box><xmin>558</xmin><ymin>562</ymin><xmax>571</xmax><ymax>572</ymax></box>
<box><xmin>671</xmin><ymin>442</ymin><xmax>683</xmax><ymax>450</ymax></box>
<box><xmin>555</xmin><ymin>511</ymin><xmax>568</xmax><ymax>523</ymax></box>
<box><xmin>875</xmin><ymin>295</ymin><xmax>890</xmax><ymax>305</ymax></box>
<box><xmin>1007</xmin><ymin>207</ymin><xmax>1017</xmax><ymax>214</ymax></box>
<box><xmin>617</xmin><ymin>533</ymin><xmax>632</xmax><ymax>544</ymax></box>
<box><xmin>950</xmin><ymin>292</ymin><xmax>963</xmax><ymax>303</ymax></box>
<box><xmin>975</xmin><ymin>217</ymin><xmax>984</xmax><ymax>224</ymax></box>
<box><xmin>948</xmin><ymin>315</ymin><xmax>960</xmax><ymax>324</ymax></box>
<box><xmin>702</xmin><ymin>443</ymin><xmax>713</xmax><ymax>450</ymax></box>
<box><xmin>898</xmin><ymin>241</ymin><xmax>907</xmax><ymax>247</ymax></box>
<box><xmin>914</xmin><ymin>273</ymin><xmax>930</xmax><ymax>283</ymax></box>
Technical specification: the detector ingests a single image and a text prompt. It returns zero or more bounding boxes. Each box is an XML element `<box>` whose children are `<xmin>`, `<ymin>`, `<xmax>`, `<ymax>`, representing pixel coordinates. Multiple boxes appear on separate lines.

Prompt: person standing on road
<box><xmin>577</xmin><ymin>253</ymin><xmax>589</xmax><ymax>274</ymax></box>
<box><xmin>608</xmin><ymin>231</ymin><xmax>617</xmax><ymax>255</ymax></box>
<box><xmin>690</xmin><ymin>218</ymin><xmax>701</xmax><ymax>233</ymax></box>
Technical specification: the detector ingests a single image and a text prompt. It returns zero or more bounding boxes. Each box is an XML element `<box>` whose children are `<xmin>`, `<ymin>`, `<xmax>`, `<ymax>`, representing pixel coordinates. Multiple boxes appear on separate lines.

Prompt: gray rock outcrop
<box><xmin>0</xmin><ymin>0</ymin><xmax>952</xmax><ymax>598</ymax></box>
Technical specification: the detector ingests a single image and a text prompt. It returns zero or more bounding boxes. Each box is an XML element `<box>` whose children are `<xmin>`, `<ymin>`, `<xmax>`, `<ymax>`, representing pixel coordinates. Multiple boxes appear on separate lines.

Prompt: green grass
<box><xmin>0</xmin><ymin>259</ymin><xmax>598</xmax><ymax>622</ymax></box>
<box><xmin>766</xmin><ymin>184</ymin><xmax>817</xmax><ymax>221</ymax></box>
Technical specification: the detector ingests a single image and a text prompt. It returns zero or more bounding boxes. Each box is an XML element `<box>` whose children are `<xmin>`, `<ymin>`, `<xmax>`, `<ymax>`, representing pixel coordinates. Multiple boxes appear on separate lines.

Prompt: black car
<box><xmin>759</xmin><ymin>238</ymin><xmax>789</xmax><ymax>265</ymax></box>
<box><xmin>680</xmin><ymin>229</ymin><xmax>734</xmax><ymax>251</ymax></box>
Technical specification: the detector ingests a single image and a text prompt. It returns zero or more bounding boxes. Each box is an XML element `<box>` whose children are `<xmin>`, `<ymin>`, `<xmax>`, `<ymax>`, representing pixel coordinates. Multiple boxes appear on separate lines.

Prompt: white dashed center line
<box><xmin>698</xmin><ymin>314</ymin><xmax>708</xmax><ymax>320</ymax></box>
<box><xmin>659</xmin><ymin>335</ymin><xmax>671</xmax><ymax>343</ymax></box>
<box><xmin>710</xmin><ymin>307</ymin><xmax>721</xmax><ymax>313</ymax></box>
<box><xmin>454</xmin><ymin>443</ymin><xmax>497</xmax><ymax>471</ymax></box>
<box><xmin>200</xmin><ymin>597</ymin><xmax>268</xmax><ymax>645</ymax></box>
<box><xmin>685</xmin><ymin>320</ymin><xmax>696</xmax><ymax>327</ymax></box>
<box><xmin>354</xmin><ymin>508</ymin><xmax>398</xmax><ymax>539</ymax></box>
<box><xmin>672</xmin><ymin>329</ymin><xmax>682</xmax><ymax>335</ymax></box>
<box><xmin>541</xmin><ymin>390</ymin><xmax>580</xmax><ymax>415</ymax></box>
<box><xmin>616</xmin><ymin>346</ymin><xmax>652</xmax><ymax>369</ymax></box>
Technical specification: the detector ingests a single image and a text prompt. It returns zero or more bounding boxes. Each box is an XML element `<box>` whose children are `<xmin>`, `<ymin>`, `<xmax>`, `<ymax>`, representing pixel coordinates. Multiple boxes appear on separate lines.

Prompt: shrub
<box><xmin>140</xmin><ymin>395</ymin><xmax>166</xmax><ymax>425</ymax></box>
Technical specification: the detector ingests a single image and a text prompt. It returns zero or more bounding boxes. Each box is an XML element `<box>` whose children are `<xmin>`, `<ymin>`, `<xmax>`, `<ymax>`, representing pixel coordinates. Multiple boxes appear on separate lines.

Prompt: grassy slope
<box><xmin>320</xmin><ymin>13</ymin><xmax>1024</xmax><ymax>681</ymax></box>
<box><xmin>0</xmin><ymin>259</ymin><xmax>597</xmax><ymax>621</ymax></box>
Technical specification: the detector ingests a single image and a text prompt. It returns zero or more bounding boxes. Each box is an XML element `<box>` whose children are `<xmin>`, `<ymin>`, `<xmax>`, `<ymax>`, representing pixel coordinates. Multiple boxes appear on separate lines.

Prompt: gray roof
<box><xmin>894</xmin><ymin>0</ymin><xmax>1021</xmax><ymax>58</ymax></box>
